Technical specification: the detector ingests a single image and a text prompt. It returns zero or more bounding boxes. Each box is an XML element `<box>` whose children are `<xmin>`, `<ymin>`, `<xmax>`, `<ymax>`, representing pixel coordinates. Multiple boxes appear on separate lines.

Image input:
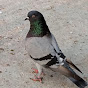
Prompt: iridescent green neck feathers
<box><xmin>26</xmin><ymin>19</ymin><xmax>50</xmax><ymax>38</ymax></box>
<box><xmin>32</xmin><ymin>20</ymin><xmax>42</xmax><ymax>36</ymax></box>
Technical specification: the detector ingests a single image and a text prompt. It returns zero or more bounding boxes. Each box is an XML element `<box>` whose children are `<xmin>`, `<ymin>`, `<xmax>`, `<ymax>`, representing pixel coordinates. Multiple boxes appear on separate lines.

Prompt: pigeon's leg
<box><xmin>31</xmin><ymin>63</ymin><xmax>44</xmax><ymax>83</ymax></box>
<box><xmin>36</xmin><ymin>63</ymin><xmax>44</xmax><ymax>78</ymax></box>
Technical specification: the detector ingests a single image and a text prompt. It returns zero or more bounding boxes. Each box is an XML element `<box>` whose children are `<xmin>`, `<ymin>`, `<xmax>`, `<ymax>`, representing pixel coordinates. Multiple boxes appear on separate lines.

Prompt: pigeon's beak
<box><xmin>25</xmin><ymin>17</ymin><xmax>29</xmax><ymax>20</ymax></box>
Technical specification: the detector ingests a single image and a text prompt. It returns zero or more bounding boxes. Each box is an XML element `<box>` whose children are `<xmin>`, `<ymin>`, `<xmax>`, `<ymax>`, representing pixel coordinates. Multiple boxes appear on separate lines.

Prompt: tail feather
<box><xmin>69</xmin><ymin>78</ymin><xmax>88</xmax><ymax>88</ymax></box>
<box><xmin>50</xmin><ymin>61</ymin><xmax>88</xmax><ymax>88</ymax></box>
<box><xmin>55</xmin><ymin>62</ymin><xmax>88</xmax><ymax>88</ymax></box>
<box><xmin>66</xmin><ymin>59</ymin><xmax>82</xmax><ymax>73</ymax></box>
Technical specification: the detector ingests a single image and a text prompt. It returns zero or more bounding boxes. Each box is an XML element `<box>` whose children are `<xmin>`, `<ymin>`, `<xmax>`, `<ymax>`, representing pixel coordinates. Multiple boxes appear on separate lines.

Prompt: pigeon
<box><xmin>25</xmin><ymin>10</ymin><xmax>88</xmax><ymax>88</ymax></box>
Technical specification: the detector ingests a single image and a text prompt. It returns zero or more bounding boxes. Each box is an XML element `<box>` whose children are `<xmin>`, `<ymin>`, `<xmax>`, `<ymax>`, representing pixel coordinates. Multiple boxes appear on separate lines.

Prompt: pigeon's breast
<box><xmin>25</xmin><ymin>36</ymin><xmax>55</xmax><ymax>58</ymax></box>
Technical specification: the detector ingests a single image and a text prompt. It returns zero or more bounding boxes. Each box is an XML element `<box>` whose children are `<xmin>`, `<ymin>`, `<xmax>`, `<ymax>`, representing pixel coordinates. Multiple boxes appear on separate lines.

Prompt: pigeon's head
<box><xmin>25</xmin><ymin>11</ymin><xmax>44</xmax><ymax>22</ymax></box>
<box><xmin>25</xmin><ymin>11</ymin><xmax>50</xmax><ymax>37</ymax></box>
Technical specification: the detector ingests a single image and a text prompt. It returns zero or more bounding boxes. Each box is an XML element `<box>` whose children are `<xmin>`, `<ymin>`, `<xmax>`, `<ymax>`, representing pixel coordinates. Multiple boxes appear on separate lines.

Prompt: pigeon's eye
<box><xmin>32</xmin><ymin>15</ymin><xmax>36</xmax><ymax>18</ymax></box>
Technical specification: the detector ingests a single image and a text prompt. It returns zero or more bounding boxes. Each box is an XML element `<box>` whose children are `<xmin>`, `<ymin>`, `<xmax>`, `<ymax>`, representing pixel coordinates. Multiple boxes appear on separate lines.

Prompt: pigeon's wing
<box><xmin>50</xmin><ymin>33</ymin><xmax>61</xmax><ymax>53</ymax></box>
<box><xmin>50</xmin><ymin>34</ymin><xmax>66</xmax><ymax>59</ymax></box>
<box><xmin>50</xmin><ymin>34</ymin><xmax>82</xmax><ymax>73</ymax></box>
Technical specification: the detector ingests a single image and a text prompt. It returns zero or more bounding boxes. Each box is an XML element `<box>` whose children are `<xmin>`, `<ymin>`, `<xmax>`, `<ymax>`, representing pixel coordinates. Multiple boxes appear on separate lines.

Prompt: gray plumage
<box><xmin>25</xmin><ymin>10</ymin><xmax>88</xmax><ymax>88</ymax></box>
<box><xmin>25</xmin><ymin>33</ymin><xmax>63</xmax><ymax>66</ymax></box>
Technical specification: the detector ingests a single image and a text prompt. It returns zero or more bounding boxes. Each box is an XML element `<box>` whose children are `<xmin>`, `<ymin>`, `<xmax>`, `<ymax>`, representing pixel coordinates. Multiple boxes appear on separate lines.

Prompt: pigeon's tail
<box><xmin>52</xmin><ymin>62</ymin><xmax>88</xmax><ymax>88</ymax></box>
<box><xmin>69</xmin><ymin>76</ymin><xmax>87</xmax><ymax>88</ymax></box>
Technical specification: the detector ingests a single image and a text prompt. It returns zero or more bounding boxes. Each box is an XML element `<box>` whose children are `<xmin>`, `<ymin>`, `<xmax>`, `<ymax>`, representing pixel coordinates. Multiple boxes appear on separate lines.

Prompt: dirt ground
<box><xmin>0</xmin><ymin>0</ymin><xmax>88</xmax><ymax>88</ymax></box>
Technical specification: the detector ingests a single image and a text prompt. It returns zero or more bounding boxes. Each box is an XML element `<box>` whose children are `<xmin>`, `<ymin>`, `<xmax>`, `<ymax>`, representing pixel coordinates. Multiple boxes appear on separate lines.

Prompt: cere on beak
<box><xmin>25</xmin><ymin>17</ymin><xmax>29</xmax><ymax>20</ymax></box>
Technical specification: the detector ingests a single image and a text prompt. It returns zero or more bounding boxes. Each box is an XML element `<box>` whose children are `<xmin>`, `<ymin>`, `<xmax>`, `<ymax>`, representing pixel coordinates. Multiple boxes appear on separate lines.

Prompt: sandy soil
<box><xmin>0</xmin><ymin>0</ymin><xmax>88</xmax><ymax>88</ymax></box>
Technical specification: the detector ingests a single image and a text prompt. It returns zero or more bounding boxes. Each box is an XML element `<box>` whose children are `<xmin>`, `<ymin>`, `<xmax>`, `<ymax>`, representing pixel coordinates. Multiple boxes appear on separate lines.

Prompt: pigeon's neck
<box><xmin>26</xmin><ymin>20</ymin><xmax>50</xmax><ymax>38</ymax></box>
<box><xmin>31</xmin><ymin>20</ymin><xmax>43</xmax><ymax>35</ymax></box>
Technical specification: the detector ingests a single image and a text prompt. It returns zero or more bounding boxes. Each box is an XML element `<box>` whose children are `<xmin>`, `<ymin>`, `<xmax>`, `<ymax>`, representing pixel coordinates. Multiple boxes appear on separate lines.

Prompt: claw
<box><xmin>30</xmin><ymin>76</ymin><xmax>43</xmax><ymax>83</ymax></box>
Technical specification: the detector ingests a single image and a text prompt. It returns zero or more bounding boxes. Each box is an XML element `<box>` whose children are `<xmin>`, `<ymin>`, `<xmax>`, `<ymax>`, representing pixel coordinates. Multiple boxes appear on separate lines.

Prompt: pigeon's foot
<box><xmin>31</xmin><ymin>68</ymin><xmax>45</xmax><ymax>83</ymax></box>
<box><xmin>30</xmin><ymin>76</ymin><xmax>43</xmax><ymax>83</ymax></box>
<box><xmin>31</xmin><ymin>68</ymin><xmax>38</xmax><ymax>73</ymax></box>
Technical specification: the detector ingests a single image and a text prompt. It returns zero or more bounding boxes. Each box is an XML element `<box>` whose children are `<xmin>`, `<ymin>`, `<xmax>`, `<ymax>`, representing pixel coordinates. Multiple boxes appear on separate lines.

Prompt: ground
<box><xmin>0</xmin><ymin>0</ymin><xmax>88</xmax><ymax>88</ymax></box>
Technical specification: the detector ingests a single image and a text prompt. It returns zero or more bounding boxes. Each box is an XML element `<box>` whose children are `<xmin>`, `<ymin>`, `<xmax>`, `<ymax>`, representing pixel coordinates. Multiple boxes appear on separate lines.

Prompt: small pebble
<box><xmin>0</xmin><ymin>71</ymin><xmax>2</xmax><ymax>73</ymax></box>
<box><xmin>8</xmin><ymin>37</ymin><xmax>13</xmax><ymax>39</ymax></box>
<box><xmin>0</xmin><ymin>11</ymin><xmax>2</xmax><ymax>14</ymax></box>
<box><xmin>19</xmin><ymin>9</ymin><xmax>22</xmax><ymax>10</ymax></box>
<box><xmin>50</xmin><ymin>75</ymin><xmax>53</xmax><ymax>77</ymax></box>
<box><xmin>24</xmin><ymin>53</ymin><xmax>27</xmax><ymax>55</ymax></box>
<box><xmin>82</xmin><ymin>42</ymin><xmax>85</xmax><ymax>43</ymax></box>
<box><xmin>10</xmin><ymin>53</ymin><xmax>15</xmax><ymax>55</ymax></box>
<box><xmin>0</xmin><ymin>48</ymin><xmax>4</xmax><ymax>53</ymax></box>
<box><xmin>0</xmin><ymin>36</ymin><xmax>3</xmax><ymax>39</ymax></box>
<box><xmin>70</xmin><ymin>32</ymin><xmax>73</xmax><ymax>34</ymax></box>
<box><xmin>6</xmin><ymin>64</ymin><xmax>10</xmax><ymax>66</ymax></box>
<box><xmin>11</xmin><ymin>49</ymin><xmax>14</xmax><ymax>51</ymax></box>
<box><xmin>0</xmin><ymin>48</ymin><xmax>4</xmax><ymax>51</ymax></box>
<box><xmin>74</xmin><ymin>40</ymin><xmax>78</xmax><ymax>44</ymax></box>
